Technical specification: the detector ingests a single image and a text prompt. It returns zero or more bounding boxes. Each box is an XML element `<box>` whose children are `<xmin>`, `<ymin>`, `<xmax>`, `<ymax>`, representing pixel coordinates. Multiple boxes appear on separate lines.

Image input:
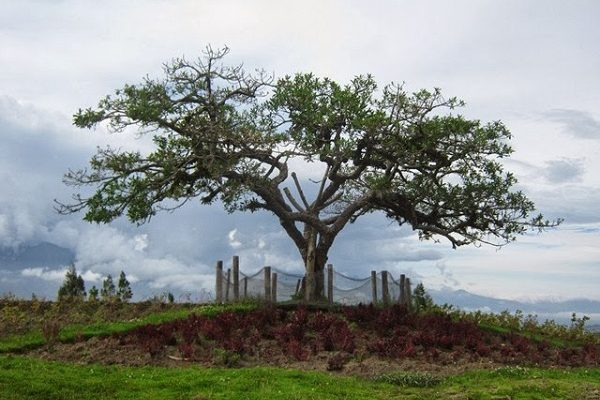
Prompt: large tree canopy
<box><xmin>59</xmin><ymin>46</ymin><xmax>558</xmax><ymax>301</ymax></box>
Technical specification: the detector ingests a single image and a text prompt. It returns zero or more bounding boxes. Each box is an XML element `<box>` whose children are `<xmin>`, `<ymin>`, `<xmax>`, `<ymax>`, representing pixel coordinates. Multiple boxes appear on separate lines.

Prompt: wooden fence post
<box><xmin>405</xmin><ymin>277</ymin><xmax>412</xmax><ymax>311</ymax></box>
<box><xmin>381</xmin><ymin>270</ymin><xmax>390</xmax><ymax>307</ymax></box>
<box><xmin>370</xmin><ymin>270</ymin><xmax>377</xmax><ymax>304</ymax></box>
<box><xmin>232</xmin><ymin>255</ymin><xmax>239</xmax><ymax>301</ymax></box>
<box><xmin>215</xmin><ymin>260</ymin><xmax>223</xmax><ymax>304</ymax></box>
<box><xmin>399</xmin><ymin>274</ymin><xmax>406</xmax><ymax>305</ymax></box>
<box><xmin>243</xmin><ymin>276</ymin><xmax>248</xmax><ymax>299</ymax></box>
<box><xmin>264</xmin><ymin>266</ymin><xmax>272</xmax><ymax>302</ymax></box>
<box><xmin>327</xmin><ymin>264</ymin><xmax>334</xmax><ymax>305</ymax></box>
<box><xmin>271</xmin><ymin>272</ymin><xmax>278</xmax><ymax>303</ymax></box>
<box><xmin>225</xmin><ymin>268</ymin><xmax>231</xmax><ymax>303</ymax></box>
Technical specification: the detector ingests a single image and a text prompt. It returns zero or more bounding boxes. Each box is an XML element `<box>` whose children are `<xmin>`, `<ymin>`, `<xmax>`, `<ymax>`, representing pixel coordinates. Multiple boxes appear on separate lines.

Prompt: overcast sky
<box><xmin>0</xmin><ymin>0</ymin><xmax>599</xmax><ymax>302</ymax></box>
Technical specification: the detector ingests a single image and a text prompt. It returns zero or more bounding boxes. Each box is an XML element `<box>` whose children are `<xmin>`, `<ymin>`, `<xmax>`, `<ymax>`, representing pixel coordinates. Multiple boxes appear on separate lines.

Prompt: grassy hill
<box><xmin>0</xmin><ymin>298</ymin><xmax>598</xmax><ymax>399</ymax></box>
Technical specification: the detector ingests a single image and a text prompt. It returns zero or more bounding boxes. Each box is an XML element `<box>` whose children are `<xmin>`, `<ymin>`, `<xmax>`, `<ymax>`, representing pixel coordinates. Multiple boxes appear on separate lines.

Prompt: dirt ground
<box><xmin>30</xmin><ymin>335</ymin><xmax>502</xmax><ymax>377</ymax></box>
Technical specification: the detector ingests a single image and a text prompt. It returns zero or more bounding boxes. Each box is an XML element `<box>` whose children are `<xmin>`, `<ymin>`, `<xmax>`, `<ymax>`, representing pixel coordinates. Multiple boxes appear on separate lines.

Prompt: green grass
<box><xmin>0</xmin><ymin>303</ymin><xmax>258</xmax><ymax>353</ymax></box>
<box><xmin>1</xmin><ymin>302</ymin><xmax>598</xmax><ymax>398</ymax></box>
<box><xmin>0</xmin><ymin>355</ymin><xmax>598</xmax><ymax>399</ymax></box>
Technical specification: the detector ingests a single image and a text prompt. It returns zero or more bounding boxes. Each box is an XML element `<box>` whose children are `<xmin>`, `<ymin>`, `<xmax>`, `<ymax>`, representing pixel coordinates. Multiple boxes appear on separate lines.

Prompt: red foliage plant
<box><xmin>118</xmin><ymin>305</ymin><xmax>598</xmax><ymax>367</ymax></box>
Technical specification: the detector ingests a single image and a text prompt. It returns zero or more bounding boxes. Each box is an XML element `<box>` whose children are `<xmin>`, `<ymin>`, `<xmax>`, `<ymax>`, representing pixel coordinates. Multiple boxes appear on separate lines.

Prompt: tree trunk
<box><xmin>303</xmin><ymin>232</ymin><xmax>330</xmax><ymax>302</ymax></box>
<box><xmin>304</xmin><ymin>228</ymin><xmax>317</xmax><ymax>301</ymax></box>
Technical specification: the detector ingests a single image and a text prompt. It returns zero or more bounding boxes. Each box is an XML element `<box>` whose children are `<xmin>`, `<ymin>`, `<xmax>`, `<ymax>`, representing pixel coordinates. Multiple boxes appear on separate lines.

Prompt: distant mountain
<box><xmin>0</xmin><ymin>242</ymin><xmax>75</xmax><ymax>271</ymax></box>
<box><xmin>430</xmin><ymin>287</ymin><xmax>600</xmax><ymax>325</ymax></box>
<box><xmin>588</xmin><ymin>325</ymin><xmax>600</xmax><ymax>334</ymax></box>
<box><xmin>432</xmin><ymin>288</ymin><xmax>523</xmax><ymax>312</ymax></box>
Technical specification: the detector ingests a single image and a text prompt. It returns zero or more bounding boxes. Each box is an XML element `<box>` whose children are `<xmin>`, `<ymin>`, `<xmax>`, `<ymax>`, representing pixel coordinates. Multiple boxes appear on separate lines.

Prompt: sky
<box><xmin>0</xmin><ymin>0</ymin><xmax>599</xmax><ymax>302</ymax></box>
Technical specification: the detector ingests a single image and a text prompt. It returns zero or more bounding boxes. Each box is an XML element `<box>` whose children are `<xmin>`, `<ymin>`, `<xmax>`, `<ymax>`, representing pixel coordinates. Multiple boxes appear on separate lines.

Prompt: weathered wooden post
<box><xmin>300</xmin><ymin>277</ymin><xmax>306</xmax><ymax>301</ymax></box>
<box><xmin>225</xmin><ymin>268</ymin><xmax>231</xmax><ymax>303</ymax></box>
<box><xmin>271</xmin><ymin>272</ymin><xmax>278</xmax><ymax>303</ymax></box>
<box><xmin>327</xmin><ymin>264</ymin><xmax>334</xmax><ymax>305</ymax></box>
<box><xmin>405</xmin><ymin>277</ymin><xmax>413</xmax><ymax>311</ymax></box>
<box><xmin>232</xmin><ymin>255</ymin><xmax>240</xmax><ymax>301</ymax></box>
<box><xmin>370</xmin><ymin>270</ymin><xmax>377</xmax><ymax>304</ymax></box>
<box><xmin>295</xmin><ymin>279</ymin><xmax>302</xmax><ymax>297</ymax></box>
<box><xmin>215</xmin><ymin>260</ymin><xmax>223</xmax><ymax>304</ymax></box>
<box><xmin>243</xmin><ymin>276</ymin><xmax>248</xmax><ymax>299</ymax></box>
<box><xmin>399</xmin><ymin>274</ymin><xmax>406</xmax><ymax>305</ymax></box>
<box><xmin>264</xmin><ymin>266</ymin><xmax>272</xmax><ymax>302</ymax></box>
<box><xmin>381</xmin><ymin>270</ymin><xmax>390</xmax><ymax>307</ymax></box>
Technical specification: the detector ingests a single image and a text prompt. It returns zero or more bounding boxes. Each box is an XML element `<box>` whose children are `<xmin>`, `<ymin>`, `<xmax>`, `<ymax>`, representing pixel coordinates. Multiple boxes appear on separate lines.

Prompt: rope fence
<box><xmin>215</xmin><ymin>255</ymin><xmax>413</xmax><ymax>307</ymax></box>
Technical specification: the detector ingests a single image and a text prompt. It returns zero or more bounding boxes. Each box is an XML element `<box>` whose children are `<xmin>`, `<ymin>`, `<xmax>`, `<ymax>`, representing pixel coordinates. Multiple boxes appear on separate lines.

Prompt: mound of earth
<box><xmin>30</xmin><ymin>305</ymin><xmax>598</xmax><ymax>376</ymax></box>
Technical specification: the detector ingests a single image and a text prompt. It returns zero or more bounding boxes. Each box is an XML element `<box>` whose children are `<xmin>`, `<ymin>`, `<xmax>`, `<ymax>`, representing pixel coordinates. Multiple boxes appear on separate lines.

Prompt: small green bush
<box><xmin>212</xmin><ymin>348</ymin><xmax>241</xmax><ymax>368</ymax></box>
<box><xmin>371</xmin><ymin>371</ymin><xmax>442</xmax><ymax>388</ymax></box>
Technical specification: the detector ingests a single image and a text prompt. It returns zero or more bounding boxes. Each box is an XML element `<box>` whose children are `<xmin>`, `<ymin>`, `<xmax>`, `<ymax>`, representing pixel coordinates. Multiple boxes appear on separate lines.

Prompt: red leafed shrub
<box><xmin>286</xmin><ymin>339</ymin><xmax>309</xmax><ymax>361</ymax></box>
<box><xmin>403</xmin><ymin>339</ymin><xmax>416</xmax><ymax>357</ymax></box>
<box><xmin>327</xmin><ymin>352</ymin><xmax>350</xmax><ymax>371</ymax></box>
<box><xmin>500</xmin><ymin>345</ymin><xmax>515</xmax><ymax>360</ymax></box>
<box><xmin>437</xmin><ymin>335</ymin><xmax>454</xmax><ymax>349</ymax></box>
<box><xmin>116</xmin><ymin>305</ymin><xmax>598</xmax><ymax>368</ymax></box>
<box><xmin>558</xmin><ymin>348</ymin><xmax>582</xmax><ymax>366</ymax></box>
<box><xmin>309</xmin><ymin>313</ymin><xmax>355</xmax><ymax>353</ymax></box>
<box><xmin>273</xmin><ymin>309</ymin><xmax>309</xmax><ymax>345</ymax></box>
<box><xmin>178</xmin><ymin>342</ymin><xmax>195</xmax><ymax>359</ymax></box>
<box><xmin>223</xmin><ymin>334</ymin><xmax>247</xmax><ymax>354</ymax></box>
<box><xmin>427</xmin><ymin>347</ymin><xmax>440</xmax><ymax>360</ymax></box>
<box><xmin>143</xmin><ymin>336</ymin><xmax>164</xmax><ymax>358</ymax></box>
<box><xmin>374</xmin><ymin>305</ymin><xmax>412</xmax><ymax>335</ymax></box>
<box><xmin>308</xmin><ymin>311</ymin><xmax>337</xmax><ymax>332</ymax></box>
<box><xmin>178</xmin><ymin>315</ymin><xmax>201</xmax><ymax>344</ymax></box>
<box><xmin>583</xmin><ymin>342</ymin><xmax>598</xmax><ymax>362</ymax></box>
<box><xmin>476</xmin><ymin>343</ymin><xmax>491</xmax><ymax>357</ymax></box>
<box><xmin>366</xmin><ymin>336</ymin><xmax>407</xmax><ymax>358</ymax></box>
<box><xmin>537</xmin><ymin>340</ymin><xmax>550</xmax><ymax>353</ymax></box>
<box><xmin>509</xmin><ymin>334</ymin><xmax>531</xmax><ymax>354</ymax></box>
<box><xmin>342</xmin><ymin>303</ymin><xmax>378</xmax><ymax>325</ymax></box>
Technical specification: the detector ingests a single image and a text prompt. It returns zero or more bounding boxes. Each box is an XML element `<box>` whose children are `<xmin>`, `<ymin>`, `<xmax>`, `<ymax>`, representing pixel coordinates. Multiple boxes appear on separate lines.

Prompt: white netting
<box><xmin>215</xmin><ymin>262</ymin><xmax>411</xmax><ymax>305</ymax></box>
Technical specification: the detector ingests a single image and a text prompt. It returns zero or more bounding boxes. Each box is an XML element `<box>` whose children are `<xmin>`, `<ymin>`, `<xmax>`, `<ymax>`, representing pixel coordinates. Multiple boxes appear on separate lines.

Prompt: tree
<box><xmin>101</xmin><ymin>274</ymin><xmax>116</xmax><ymax>301</ymax></box>
<box><xmin>88</xmin><ymin>285</ymin><xmax>99</xmax><ymax>302</ymax></box>
<box><xmin>57</xmin><ymin>264</ymin><xmax>86</xmax><ymax>301</ymax></box>
<box><xmin>58</xmin><ymin>46</ymin><xmax>559</xmax><ymax>302</ymax></box>
<box><xmin>117</xmin><ymin>270</ymin><xmax>133</xmax><ymax>302</ymax></box>
<box><xmin>413</xmin><ymin>283</ymin><xmax>434</xmax><ymax>312</ymax></box>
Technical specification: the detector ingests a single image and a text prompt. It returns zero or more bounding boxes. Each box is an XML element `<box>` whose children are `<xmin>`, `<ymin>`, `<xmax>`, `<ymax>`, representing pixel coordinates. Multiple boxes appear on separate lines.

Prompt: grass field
<box><xmin>0</xmin><ymin>300</ymin><xmax>598</xmax><ymax>399</ymax></box>
<box><xmin>0</xmin><ymin>355</ymin><xmax>599</xmax><ymax>399</ymax></box>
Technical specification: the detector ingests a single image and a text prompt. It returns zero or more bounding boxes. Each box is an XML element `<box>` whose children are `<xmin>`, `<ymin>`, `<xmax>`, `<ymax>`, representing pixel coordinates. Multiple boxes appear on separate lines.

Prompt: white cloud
<box><xmin>148</xmin><ymin>273</ymin><xmax>214</xmax><ymax>292</ymax></box>
<box><xmin>257</xmin><ymin>238</ymin><xmax>266</xmax><ymax>249</ymax></box>
<box><xmin>80</xmin><ymin>270</ymin><xmax>103</xmax><ymax>283</ymax></box>
<box><xmin>21</xmin><ymin>267</ymin><xmax>66</xmax><ymax>282</ymax></box>
<box><xmin>133</xmin><ymin>234</ymin><xmax>148</xmax><ymax>252</ymax></box>
<box><xmin>1</xmin><ymin>1</ymin><xmax>599</xmax><ymax>304</ymax></box>
<box><xmin>227</xmin><ymin>229</ymin><xmax>242</xmax><ymax>249</ymax></box>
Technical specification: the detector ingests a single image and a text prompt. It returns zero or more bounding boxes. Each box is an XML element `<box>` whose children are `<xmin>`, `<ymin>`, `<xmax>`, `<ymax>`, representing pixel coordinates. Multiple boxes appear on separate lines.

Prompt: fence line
<box><xmin>214</xmin><ymin>256</ymin><xmax>413</xmax><ymax>307</ymax></box>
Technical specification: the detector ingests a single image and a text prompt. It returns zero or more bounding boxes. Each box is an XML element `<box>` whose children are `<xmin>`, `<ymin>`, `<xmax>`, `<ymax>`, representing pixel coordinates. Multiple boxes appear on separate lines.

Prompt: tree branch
<box><xmin>291</xmin><ymin>172</ymin><xmax>310</xmax><ymax>210</ymax></box>
<box><xmin>283</xmin><ymin>187</ymin><xmax>305</xmax><ymax>212</ymax></box>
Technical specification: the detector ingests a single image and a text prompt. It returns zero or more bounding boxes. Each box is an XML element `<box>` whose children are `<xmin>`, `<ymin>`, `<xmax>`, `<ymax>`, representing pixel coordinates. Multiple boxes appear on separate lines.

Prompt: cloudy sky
<box><xmin>0</xmin><ymin>0</ymin><xmax>599</xmax><ymax>302</ymax></box>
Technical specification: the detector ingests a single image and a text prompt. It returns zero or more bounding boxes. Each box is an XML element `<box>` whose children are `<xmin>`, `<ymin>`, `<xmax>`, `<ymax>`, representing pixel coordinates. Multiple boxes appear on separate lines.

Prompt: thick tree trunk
<box><xmin>303</xmin><ymin>227</ymin><xmax>329</xmax><ymax>302</ymax></box>
<box><xmin>313</xmin><ymin>253</ymin><xmax>327</xmax><ymax>301</ymax></box>
<box><xmin>303</xmin><ymin>258</ymin><xmax>327</xmax><ymax>302</ymax></box>
<box><xmin>280</xmin><ymin>218</ymin><xmax>335</xmax><ymax>303</ymax></box>
<box><xmin>304</xmin><ymin>228</ymin><xmax>317</xmax><ymax>301</ymax></box>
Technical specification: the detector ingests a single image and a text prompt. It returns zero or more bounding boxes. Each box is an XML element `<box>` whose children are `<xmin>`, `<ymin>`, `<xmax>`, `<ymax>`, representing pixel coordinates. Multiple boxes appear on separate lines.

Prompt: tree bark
<box><xmin>302</xmin><ymin>226</ymin><xmax>330</xmax><ymax>302</ymax></box>
<box><xmin>304</xmin><ymin>227</ymin><xmax>317</xmax><ymax>301</ymax></box>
